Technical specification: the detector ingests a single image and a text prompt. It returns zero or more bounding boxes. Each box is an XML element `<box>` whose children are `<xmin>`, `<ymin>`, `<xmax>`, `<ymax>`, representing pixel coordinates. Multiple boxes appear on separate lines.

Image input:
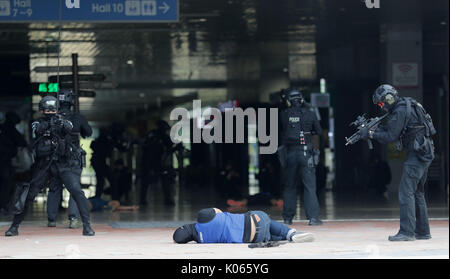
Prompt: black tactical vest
<box><xmin>281</xmin><ymin>106</ymin><xmax>315</xmax><ymax>146</ymax></box>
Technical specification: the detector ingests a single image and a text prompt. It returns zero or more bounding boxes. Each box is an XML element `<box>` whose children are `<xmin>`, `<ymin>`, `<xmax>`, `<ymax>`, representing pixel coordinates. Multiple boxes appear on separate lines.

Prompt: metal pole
<box><xmin>56</xmin><ymin>0</ymin><xmax>62</xmax><ymax>110</ymax></box>
<box><xmin>72</xmin><ymin>53</ymin><xmax>80</xmax><ymax>113</ymax></box>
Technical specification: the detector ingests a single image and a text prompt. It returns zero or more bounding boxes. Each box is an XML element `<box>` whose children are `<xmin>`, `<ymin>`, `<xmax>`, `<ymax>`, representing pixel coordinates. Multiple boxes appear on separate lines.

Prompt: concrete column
<box><xmin>380</xmin><ymin>0</ymin><xmax>423</xmax><ymax>195</ymax></box>
<box><xmin>381</xmin><ymin>0</ymin><xmax>423</xmax><ymax>101</ymax></box>
<box><xmin>226</xmin><ymin>42</ymin><xmax>260</xmax><ymax>103</ymax></box>
<box><xmin>258</xmin><ymin>41</ymin><xmax>290</xmax><ymax>103</ymax></box>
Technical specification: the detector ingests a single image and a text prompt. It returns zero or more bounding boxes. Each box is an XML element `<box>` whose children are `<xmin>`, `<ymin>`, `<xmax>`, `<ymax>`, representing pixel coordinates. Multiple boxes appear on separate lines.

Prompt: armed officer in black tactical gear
<box><xmin>4</xmin><ymin>96</ymin><xmax>95</xmax><ymax>237</ymax></box>
<box><xmin>359</xmin><ymin>84</ymin><xmax>435</xmax><ymax>241</ymax></box>
<box><xmin>46</xmin><ymin>89</ymin><xmax>92</xmax><ymax>229</ymax></box>
<box><xmin>279</xmin><ymin>88</ymin><xmax>323</xmax><ymax>226</ymax></box>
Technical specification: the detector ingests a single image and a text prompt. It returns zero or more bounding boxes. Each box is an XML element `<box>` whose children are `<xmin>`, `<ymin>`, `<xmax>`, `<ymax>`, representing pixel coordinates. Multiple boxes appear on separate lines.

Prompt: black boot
<box><xmin>69</xmin><ymin>218</ymin><xmax>81</xmax><ymax>229</ymax></box>
<box><xmin>48</xmin><ymin>220</ymin><xmax>56</xmax><ymax>227</ymax></box>
<box><xmin>82</xmin><ymin>224</ymin><xmax>95</xmax><ymax>236</ymax></box>
<box><xmin>415</xmin><ymin>233</ymin><xmax>432</xmax><ymax>240</ymax></box>
<box><xmin>308</xmin><ymin>218</ymin><xmax>323</xmax><ymax>226</ymax></box>
<box><xmin>388</xmin><ymin>233</ymin><xmax>415</xmax><ymax>241</ymax></box>
<box><xmin>5</xmin><ymin>225</ymin><xmax>19</xmax><ymax>237</ymax></box>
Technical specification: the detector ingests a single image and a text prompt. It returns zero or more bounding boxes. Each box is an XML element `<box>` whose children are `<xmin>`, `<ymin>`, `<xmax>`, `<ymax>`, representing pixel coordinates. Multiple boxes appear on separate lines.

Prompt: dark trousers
<box><xmin>47</xmin><ymin>179</ymin><xmax>80</xmax><ymax>221</ymax></box>
<box><xmin>282</xmin><ymin>146</ymin><xmax>320</xmax><ymax>221</ymax></box>
<box><xmin>0</xmin><ymin>163</ymin><xmax>13</xmax><ymax>210</ymax></box>
<box><xmin>140</xmin><ymin>170</ymin><xmax>157</xmax><ymax>204</ymax></box>
<box><xmin>398</xmin><ymin>152</ymin><xmax>431</xmax><ymax>236</ymax></box>
<box><xmin>92</xmin><ymin>161</ymin><xmax>112</xmax><ymax>198</ymax></box>
<box><xmin>12</xmin><ymin>160</ymin><xmax>90</xmax><ymax>227</ymax></box>
<box><xmin>250</xmin><ymin>211</ymin><xmax>292</xmax><ymax>243</ymax></box>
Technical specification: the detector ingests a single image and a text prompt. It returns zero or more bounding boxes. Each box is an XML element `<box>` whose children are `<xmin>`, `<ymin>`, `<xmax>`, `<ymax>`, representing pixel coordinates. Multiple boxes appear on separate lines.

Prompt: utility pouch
<box><xmin>35</xmin><ymin>139</ymin><xmax>53</xmax><ymax>158</ymax></box>
<box><xmin>81</xmin><ymin>149</ymin><xmax>87</xmax><ymax>168</ymax></box>
<box><xmin>413</xmin><ymin>136</ymin><xmax>435</xmax><ymax>162</ymax></box>
<box><xmin>313</xmin><ymin>149</ymin><xmax>320</xmax><ymax>166</ymax></box>
<box><xmin>394</xmin><ymin>139</ymin><xmax>403</xmax><ymax>151</ymax></box>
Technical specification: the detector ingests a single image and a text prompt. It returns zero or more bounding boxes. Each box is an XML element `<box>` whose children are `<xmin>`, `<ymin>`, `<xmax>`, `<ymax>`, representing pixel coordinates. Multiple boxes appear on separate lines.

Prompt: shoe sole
<box><xmin>69</xmin><ymin>223</ymin><xmax>81</xmax><ymax>229</ymax></box>
<box><xmin>291</xmin><ymin>233</ymin><xmax>315</xmax><ymax>243</ymax></box>
<box><xmin>388</xmin><ymin>237</ymin><xmax>415</xmax><ymax>241</ymax></box>
<box><xmin>415</xmin><ymin>235</ymin><xmax>432</xmax><ymax>240</ymax></box>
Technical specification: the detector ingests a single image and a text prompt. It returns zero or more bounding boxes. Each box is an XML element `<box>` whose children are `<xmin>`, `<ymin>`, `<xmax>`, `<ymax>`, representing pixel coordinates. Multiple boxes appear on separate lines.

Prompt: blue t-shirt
<box><xmin>195</xmin><ymin>212</ymin><xmax>245</xmax><ymax>243</ymax></box>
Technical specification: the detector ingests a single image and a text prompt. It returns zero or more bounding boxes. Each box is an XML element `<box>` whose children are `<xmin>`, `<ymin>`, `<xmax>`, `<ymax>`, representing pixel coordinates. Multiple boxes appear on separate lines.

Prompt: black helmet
<box><xmin>173</xmin><ymin>223</ymin><xmax>197</xmax><ymax>244</ymax></box>
<box><xmin>58</xmin><ymin>88</ymin><xmax>75</xmax><ymax>107</ymax></box>
<box><xmin>39</xmin><ymin>96</ymin><xmax>58</xmax><ymax>114</ymax></box>
<box><xmin>285</xmin><ymin>88</ymin><xmax>304</xmax><ymax>107</ymax></box>
<box><xmin>373</xmin><ymin>84</ymin><xmax>399</xmax><ymax>112</ymax></box>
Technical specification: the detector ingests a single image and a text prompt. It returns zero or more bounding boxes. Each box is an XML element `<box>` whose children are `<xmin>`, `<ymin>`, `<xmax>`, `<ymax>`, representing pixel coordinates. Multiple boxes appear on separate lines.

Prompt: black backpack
<box><xmin>403</xmin><ymin>98</ymin><xmax>437</xmax><ymax>137</ymax></box>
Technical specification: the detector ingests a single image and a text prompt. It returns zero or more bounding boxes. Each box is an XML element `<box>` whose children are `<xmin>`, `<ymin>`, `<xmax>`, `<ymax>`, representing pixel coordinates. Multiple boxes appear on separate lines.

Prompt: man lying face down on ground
<box><xmin>173</xmin><ymin>208</ymin><xmax>314</xmax><ymax>244</ymax></box>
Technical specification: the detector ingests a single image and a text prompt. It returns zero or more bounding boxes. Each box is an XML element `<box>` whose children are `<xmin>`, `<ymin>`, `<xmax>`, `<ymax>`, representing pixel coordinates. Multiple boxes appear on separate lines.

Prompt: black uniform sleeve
<box><xmin>78</xmin><ymin>115</ymin><xmax>93</xmax><ymax>138</ymax></box>
<box><xmin>373</xmin><ymin>109</ymin><xmax>407</xmax><ymax>144</ymax></box>
<box><xmin>32</xmin><ymin>119</ymin><xmax>48</xmax><ymax>135</ymax></box>
<box><xmin>312</xmin><ymin>111</ymin><xmax>322</xmax><ymax>135</ymax></box>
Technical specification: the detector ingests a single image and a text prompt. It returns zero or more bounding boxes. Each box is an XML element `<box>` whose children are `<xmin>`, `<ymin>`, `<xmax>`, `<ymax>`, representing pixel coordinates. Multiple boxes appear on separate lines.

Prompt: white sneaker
<box><xmin>290</xmin><ymin>232</ymin><xmax>315</xmax><ymax>243</ymax></box>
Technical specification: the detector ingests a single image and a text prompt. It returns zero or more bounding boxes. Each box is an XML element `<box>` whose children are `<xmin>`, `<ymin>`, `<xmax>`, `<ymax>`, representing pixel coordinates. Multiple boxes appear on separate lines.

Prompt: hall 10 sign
<box><xmin>0</xmin><ymin>0</ymin><xmax>179</xmax><ymax>22</ymax></box>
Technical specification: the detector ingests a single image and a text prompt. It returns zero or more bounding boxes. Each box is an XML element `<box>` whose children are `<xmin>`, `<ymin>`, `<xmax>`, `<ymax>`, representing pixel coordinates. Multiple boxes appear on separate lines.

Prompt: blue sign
<box><xmin>0</xmin><ymin>0</ymin><xmax>178</xmax><ymax>22</ymax></box>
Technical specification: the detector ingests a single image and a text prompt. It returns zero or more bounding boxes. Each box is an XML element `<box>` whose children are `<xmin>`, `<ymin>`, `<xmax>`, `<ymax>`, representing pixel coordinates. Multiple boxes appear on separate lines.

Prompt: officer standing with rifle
<box><xmin>278</xmin><ymin>88</ymin><xmax>323</xmax><ymax>226</ymax></box>
<box><xmin>4</xmin><ymin>96</ymin><xmax>95</xmax><ymax>237</ymax></box>
<box><xmin>46</xmin><ymin>89</ymin><xmax>92</xmax><ymax>229</ymax></box>
<box><xmin>351</xmin><ymin>84</ymin><xmax>436</xmax><ymax>241</ymax></box>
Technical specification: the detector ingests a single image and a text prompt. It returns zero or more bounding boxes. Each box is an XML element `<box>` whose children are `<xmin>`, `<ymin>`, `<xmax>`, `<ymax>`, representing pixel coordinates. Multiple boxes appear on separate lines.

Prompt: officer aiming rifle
<box><xmin>5</xmin><ymin>96</ymin><xmax>95</xmax><ymax>237</ymax></box>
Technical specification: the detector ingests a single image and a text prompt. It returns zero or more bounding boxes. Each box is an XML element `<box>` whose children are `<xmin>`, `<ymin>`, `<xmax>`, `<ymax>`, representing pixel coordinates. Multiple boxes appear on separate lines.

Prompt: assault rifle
<box><xmin>345</xmin><ymin>113</ymin><xmax>389</xmax><ymax>149</ymax></box>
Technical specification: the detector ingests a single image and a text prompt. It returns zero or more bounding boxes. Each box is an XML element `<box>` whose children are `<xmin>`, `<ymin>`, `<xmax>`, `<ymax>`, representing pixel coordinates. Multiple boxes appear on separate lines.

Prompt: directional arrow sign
<box><xmin>49</xmin><ymin>74</ymin><xmax>106</xmax><ymax>83</ymax></box>
<box><xmin>158</xmin><ymin>1</ymin><xmax>170</xmax><ymax>14</ymax></box>
<box><xmin>0</xmin><ymin>0</ymin><xmax>178</xmax><ymax>22</ymax></box>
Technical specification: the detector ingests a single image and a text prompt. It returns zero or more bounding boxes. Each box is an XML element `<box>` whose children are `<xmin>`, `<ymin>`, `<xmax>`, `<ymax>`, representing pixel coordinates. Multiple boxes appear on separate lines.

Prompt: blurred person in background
<box><xmin>0</xmin><ymin>111</ymin><xmax>27</xmax><ymax>214</ymax></box>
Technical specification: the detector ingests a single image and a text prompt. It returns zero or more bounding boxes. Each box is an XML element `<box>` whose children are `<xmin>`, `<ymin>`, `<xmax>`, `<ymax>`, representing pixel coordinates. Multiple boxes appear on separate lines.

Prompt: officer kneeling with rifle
<box><xmin>5</xmin><ymin>96</ymin><xmax>95</xmax><ymax>237</ymax></box>
<box><xmin>347</xmin><ymin>84</ymin><xmax>436</xmax><ymax>241</ymax></box>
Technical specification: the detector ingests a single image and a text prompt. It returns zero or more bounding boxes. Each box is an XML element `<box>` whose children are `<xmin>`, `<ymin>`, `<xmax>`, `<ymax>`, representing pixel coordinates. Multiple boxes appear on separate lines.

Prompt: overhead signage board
<box><xmin>0</xmin><ymin>0</ymin><xmax>178</xmax><ymax>22</ymax></box>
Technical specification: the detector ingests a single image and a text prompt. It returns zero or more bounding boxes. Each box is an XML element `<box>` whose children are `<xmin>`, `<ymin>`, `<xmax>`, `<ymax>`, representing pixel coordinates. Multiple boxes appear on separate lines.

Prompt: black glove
<box><xmin>61</xmin><ymin>119</ymin><xmax>73</xmax><ymax>132</ymax></box>
<box><xmin>359</xmin><ymin>127</ymin><xmax>373</xmax><ymax>140</ymax></box>
<box><xmin>359</xmin><ymin>127</ymin><xmax>370</xmax><ymax>140</ymax></box>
